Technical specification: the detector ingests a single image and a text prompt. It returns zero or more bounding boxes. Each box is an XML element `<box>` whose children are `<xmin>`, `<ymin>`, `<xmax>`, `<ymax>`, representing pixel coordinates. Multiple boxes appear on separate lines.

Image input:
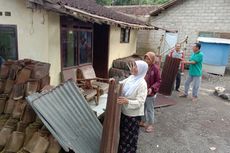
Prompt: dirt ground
<box><xmin>137</xmin><ymin>72</ymin><xmax>230</xmax><ymax>153</ymax></box>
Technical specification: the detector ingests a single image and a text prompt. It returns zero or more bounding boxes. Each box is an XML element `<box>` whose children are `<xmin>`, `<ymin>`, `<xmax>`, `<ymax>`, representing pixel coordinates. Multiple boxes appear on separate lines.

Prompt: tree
<box><xmin>96</xmin><ymin>0</ymin><xmax>112</xmax><ymax>5</ymax></box>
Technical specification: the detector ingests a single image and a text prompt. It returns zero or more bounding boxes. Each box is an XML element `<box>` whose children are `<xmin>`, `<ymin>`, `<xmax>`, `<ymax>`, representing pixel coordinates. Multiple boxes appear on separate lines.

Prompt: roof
<box><xmin>108</xmin><ymin>0</ymin><xmax>185</xmax><ymax>16</ymax></box>
<box><xmin>150</xmin><ymin>0</ymin><xmax>184</xmax><ymax>16</ymax></box>
<box><xmin>198</xmin><ymin>37</ymin><xmax>230</xmax><ymax>45</ymax></box>
<box><xmin>27</xmin><ymin>0</ymin><xmax>155</xmax><ymax>29</ymax></box>
<box><xmin>107</xmin><ymin>5</ymin><xmax>159</xmax><ymax>16</ymax></box>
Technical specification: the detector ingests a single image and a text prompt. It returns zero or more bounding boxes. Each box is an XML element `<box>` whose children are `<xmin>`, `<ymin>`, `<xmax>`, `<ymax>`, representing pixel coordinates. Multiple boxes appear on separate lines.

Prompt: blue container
<box><xmin>200</xmin><ymin>42</ymin><xmax>230</xmax><ymax>66</ymax></box>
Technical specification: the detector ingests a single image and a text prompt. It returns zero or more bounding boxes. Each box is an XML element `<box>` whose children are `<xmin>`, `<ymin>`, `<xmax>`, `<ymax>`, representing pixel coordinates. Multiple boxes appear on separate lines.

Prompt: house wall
<box><xmin>108</xmin><ymin>26</ymin><xmax>138</xmax><ymax>68</ymax></box>
<box><xmin>0</xmin><ymin>0</ymin><xmax>61</xmax><ymax>85</ymax></box>
<box><xmin>137</xmin><ymin>0</ymin><xmax>230</xmax><ymax>70</ymax></box>
<box><xmin>47</xmin><ymin>12</ymin><xmax>61</xmax><ymax>85</ymax></box>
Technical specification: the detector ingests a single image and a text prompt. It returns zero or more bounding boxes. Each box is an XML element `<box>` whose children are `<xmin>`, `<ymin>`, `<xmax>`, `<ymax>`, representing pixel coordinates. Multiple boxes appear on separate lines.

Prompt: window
<box><xmin>199</xmin><ymin>31</ymin><xmax>230</xmax><ymax>39</ymax></box>
<box><xmin>62</xmin><ymin>29</ymin><xmax>78</xmax><ymax>67</ymax></box>
<box><xmin>0</xmin><ymin>25</ymin><xmax>18</xmax><ymax>61</ymax></box>
<box><xmin>5</xmin><ymin>12</ymin><xmax>11</xmax><ymax>17</ymax></box>
<box><xmin>61</xmin><ymin>16</ymin><xmax>93</xmax><ymax>69</ymax></box>
<box><xmin>79</xmin><ymin>31</ymin><xmax>92</xmax><ymax>64</ymax></box>
<box><xmin>120</xmin><ymin>28</ymin><xmax>130</xmax><ymax>43</ymax></box>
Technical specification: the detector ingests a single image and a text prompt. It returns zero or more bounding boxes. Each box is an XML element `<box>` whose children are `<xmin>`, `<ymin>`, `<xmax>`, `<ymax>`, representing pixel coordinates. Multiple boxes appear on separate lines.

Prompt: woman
<box><xmin>140</xmin><ymin>52</ymin><xmax>161</xmax><ymax>133</ymax></box>
<box><xmin>117</xmin><ymin>60</ymin><xmax>148</xmax><ymax>153</ymax></box>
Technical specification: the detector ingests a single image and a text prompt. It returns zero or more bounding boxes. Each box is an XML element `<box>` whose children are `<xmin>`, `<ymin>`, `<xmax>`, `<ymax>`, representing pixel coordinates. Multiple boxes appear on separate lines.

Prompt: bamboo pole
<box><xmin>160</xmin><ymin>35</ymin><xmax>188</xmax><ymax>56</ymax></box>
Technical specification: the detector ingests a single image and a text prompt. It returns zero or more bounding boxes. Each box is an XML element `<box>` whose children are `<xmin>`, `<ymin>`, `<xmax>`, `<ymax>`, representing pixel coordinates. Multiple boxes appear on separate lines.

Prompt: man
<box><xmin>169</xmin><ymin>43</ymin><xmax>185</xmax><ymax>91</ymax></box>
<box><xmin>180</xmin><ymin>43</ymin><xmax>203</xmax><ymax>102</ymax></box>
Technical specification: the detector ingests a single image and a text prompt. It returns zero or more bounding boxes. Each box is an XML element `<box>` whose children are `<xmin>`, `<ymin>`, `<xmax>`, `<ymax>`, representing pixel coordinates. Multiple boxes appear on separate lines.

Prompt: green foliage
<box><xmin>155</xmin><ymin>0</ymin><xmax>169</xmax><ymax>4</ymax></box>
<box><xmin>96</xmin><ymin>0</ymin><xmax>169</xmax><ymax>5</ymax></box>
<box><xmin>96</xmin><ymin>0</ymin><xmax>112</xmax><ymax>5</ymax></box>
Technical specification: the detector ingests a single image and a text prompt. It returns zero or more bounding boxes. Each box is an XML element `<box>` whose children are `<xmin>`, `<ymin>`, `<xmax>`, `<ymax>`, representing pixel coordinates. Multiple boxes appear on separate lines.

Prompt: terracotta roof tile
<box><xmin>58</xmin><ymin>0</ymin><xmax>148</xmax><ymax>25</ymax></box>
<box><xmin>108</xmin><ymin>5</ymin><xmax>159</xmax><ymax>16</ymax></box>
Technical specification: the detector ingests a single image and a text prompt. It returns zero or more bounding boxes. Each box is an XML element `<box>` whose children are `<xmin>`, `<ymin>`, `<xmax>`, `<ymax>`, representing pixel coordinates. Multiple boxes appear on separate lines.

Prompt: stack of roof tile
<box><xmin>0</xmin><ymin>59</ymin><xmax>60</xmax><ymax>153</ymax></box>
<box><xmin>109</xmin><ymin>55</ymin><xmax>142</xmax><ymax>81</ymax></box>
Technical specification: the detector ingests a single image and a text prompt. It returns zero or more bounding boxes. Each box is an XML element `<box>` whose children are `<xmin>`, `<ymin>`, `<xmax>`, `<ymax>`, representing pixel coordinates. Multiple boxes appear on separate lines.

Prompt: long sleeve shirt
<box><xmin>121</xmin><ymin>79</ymin><xmax>147</xmax><ymax>117</ymax></box>
<box><xmin>145</xmin><ymin>64</ymin><xmax>161</xmax><ymax>96</ymax></box>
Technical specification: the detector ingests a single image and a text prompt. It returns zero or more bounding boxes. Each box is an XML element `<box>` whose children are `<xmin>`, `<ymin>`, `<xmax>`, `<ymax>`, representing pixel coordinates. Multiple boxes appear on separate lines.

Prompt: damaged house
<box><xmin>0</xmin><ymin>0</ymin><xmax>160</xmax><ymax>152</ymax></box>
<box><xmin>0</xmin><ymin>0</ymin><xmax>154</xmax><ymax>85</ymax></box>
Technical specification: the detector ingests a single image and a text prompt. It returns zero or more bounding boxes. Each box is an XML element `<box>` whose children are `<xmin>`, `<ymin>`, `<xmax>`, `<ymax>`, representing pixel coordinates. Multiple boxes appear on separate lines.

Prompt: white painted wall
<box><xmin>0</xmin><ymin>0</ymin><xmax>139</xmax><ymax>84</ymax></box>
<box><xmin>0</xmin><ymin>0</ymin><xmax>61</xmax><ymax>85</ymax></box>
<box><xmin>108</xmin><ymin>26</ymin><xmax>138</xmax><ymax>68</ymax></box>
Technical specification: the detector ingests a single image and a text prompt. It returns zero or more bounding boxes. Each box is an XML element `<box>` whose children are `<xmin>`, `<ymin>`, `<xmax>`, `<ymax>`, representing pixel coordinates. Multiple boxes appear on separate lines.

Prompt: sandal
<box><xmin>179</xmin><ymin>93</ymin><xmax>187</xmax><ymax>98</ymax></box>
<box><xmin>145</xmin><ymin>125</ymin><xmax>154</xmax><ymax>133</ymax></box>
<box><xmin>192</xmin><ymin>97</ymin><xmax>198</xmax><ymax>102</ymax></box>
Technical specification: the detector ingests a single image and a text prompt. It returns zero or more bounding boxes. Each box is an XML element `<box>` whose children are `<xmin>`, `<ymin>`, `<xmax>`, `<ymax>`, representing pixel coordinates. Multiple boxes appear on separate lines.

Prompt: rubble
<box><xmin>109</xmin><ymin>55</ymin><xmax>142</xmax><ymax>81</ymax></box>
<box><xmin>0</xmin><ymin>59</ymin><xmax>61</xmax><ymax>153</ymax></box>
<box><xmin>214</xmin><ymin>87</ymin><xmax>230</xmax><ymax>101</ymax></box>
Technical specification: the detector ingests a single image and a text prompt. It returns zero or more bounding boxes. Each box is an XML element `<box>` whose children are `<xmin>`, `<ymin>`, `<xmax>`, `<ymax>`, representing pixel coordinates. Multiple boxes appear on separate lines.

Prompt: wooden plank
<box><xmin>100</xmin><ymin>79</ymin><xmax>122</xmax><ymax>153</ymax></box>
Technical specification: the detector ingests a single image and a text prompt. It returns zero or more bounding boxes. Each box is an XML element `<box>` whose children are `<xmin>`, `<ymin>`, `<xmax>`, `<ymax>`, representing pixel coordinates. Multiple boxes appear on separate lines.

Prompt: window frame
<box><xmin>60</xmin><ymin>16</ymin><xmax>94</xmax><ymax>70</ymax></box>
<box><xmin>78</xmin><ymin>29</ymin><xmax>94</xmax><ymax>66</ymax></box>
<box><xmin>61</xmin><ymin>28</ymin><xmax>78</xmax><ymax>68</ymax></box>
<box><xmin>120</xmin><ymin>28</ymin><xmax>130</xmax><ymax>43</ymax></box>
<box><xmin>0</xmin><ymin>24</ymin><xmax>18</xmax><ymax>60</ymax></box>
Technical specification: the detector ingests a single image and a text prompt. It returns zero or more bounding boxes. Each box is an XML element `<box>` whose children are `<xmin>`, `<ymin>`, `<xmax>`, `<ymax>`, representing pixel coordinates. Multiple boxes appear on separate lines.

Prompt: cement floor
<box><xmin>137</xmin><ymin>72</ymin><xmax>230</xmax><ymax>153</ymax></box>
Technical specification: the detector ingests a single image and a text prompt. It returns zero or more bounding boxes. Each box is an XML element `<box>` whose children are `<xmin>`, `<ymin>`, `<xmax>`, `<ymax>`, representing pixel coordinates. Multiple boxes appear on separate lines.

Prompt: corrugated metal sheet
<box><xmin>155</xmin><ymin>94</ymin><xmax>176</xmax><ymax>108</ymax></box>
<box><xmin>100</xmin><ymin>80</ymin><xmax>122</xmax><ymax>153</ymax></box>
<box><xmin>159</xmin><ymin>56</ymin><xmax>181</xmax><ymax>96</ymax></box>
<box><xmin>26</xmin><ymin>80</ymin><xmax>102</xmax><ymax>153</ymax></box>
<box><xmin>198</xmin><ymin>37</ymin><xmax>230</xmax><ymax>44</ymax></box>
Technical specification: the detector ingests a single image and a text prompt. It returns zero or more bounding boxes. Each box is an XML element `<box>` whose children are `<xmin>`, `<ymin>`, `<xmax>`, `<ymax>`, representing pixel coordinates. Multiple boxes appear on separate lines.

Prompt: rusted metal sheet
<box><xmin>100</xmin><ymin>79</ymin><xmax>122</xmax><ymax>153</ymax></box>
<box><xmin>159</xmin><ymin>56</ymin><xmax>181</xmax><ymax>96</ymax></box>
<box><xmin>155</xmin><ymin>94</ymin><xmax>176</xmax><ymax>108</ymax></box>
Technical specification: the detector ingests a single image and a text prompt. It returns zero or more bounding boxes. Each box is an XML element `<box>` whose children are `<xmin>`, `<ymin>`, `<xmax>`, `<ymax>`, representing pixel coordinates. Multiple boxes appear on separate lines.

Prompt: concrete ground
<box><xmin>137</xmin><ymin>72</ymin><xmax>230</xmax><ymax>153</ymax></box>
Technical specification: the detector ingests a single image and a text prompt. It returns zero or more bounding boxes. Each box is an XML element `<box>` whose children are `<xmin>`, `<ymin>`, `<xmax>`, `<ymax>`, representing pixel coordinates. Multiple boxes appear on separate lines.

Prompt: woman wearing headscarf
<box><xmin>117</xmin><ymin>60</ymin><xmax>148</xmax><ymax>153</ymax></box>
<box><xmin>140</xmin><ymin>52</ymin><xmax>161</xmax><ymax>133</ymax></box>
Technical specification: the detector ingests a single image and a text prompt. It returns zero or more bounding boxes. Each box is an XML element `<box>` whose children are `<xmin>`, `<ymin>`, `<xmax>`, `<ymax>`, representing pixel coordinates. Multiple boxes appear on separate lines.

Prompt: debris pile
<box><xmin>0</xmin><ymin>59</ymin><xmax>61</xmax><ymax>153</ymax></box>
<box><xmin>109</xmin><ymin>55</ymin><xmax>142</xmax><ymax>81</ymax></box>
<box><xmin>214</xmin><ymin>87</ymin><xmax>230</xmax><ymax>101</ymax></box>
